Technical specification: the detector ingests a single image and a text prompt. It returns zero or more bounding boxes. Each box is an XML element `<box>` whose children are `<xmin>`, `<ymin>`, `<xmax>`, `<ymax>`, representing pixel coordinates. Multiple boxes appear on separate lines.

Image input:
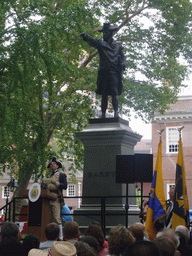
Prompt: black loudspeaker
<box><xmin>134</xmin><ymin>154</ymin><xmax>153</xmax><ymax>182</ymax></box>
<box><xmin>116</xmin><ymin>155</ymin><xmax>135</xmax><ymax>183</ymax></box>
<box><xmin>116</xmin><ymin>154</ymin><xmax>153</xmax><ymax>183</ymax></box>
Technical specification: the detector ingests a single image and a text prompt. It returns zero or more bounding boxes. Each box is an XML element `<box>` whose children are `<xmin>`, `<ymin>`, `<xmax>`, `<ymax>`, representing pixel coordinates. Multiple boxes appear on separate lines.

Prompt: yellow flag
<box><xmin>145</xmin><ymin>140</ymin><xmax>166</xmax><ymax>241</ymax></box>
<box><xmin>172</xmin><ymin>137</ymin><xmax>189</xmax><ymax>230</ymax></box>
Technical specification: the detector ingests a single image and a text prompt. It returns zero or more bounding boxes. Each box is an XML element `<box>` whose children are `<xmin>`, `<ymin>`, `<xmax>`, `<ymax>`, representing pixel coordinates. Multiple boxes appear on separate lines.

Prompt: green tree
<box><xmin>0</xmin><ymin>0</ymin><xmax>98</xmax><ymax>206</ymax></box>
<box><xmin>0</xmin><ymin>0</ymin><xmax>192</xmax><ymax>209</ymax></box>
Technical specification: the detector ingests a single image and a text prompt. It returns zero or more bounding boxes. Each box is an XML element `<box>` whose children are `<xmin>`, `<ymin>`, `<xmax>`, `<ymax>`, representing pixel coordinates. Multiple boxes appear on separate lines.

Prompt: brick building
<box><xmin>134</xmin><ymin>139</ymin><xmax>152</xmax><ymax>154</ymax></box>
<box><xmin>152</xmin><ymin>95</ymin><xmax>192</xmax><ymax>208</ymax></box>
<box><xmin>64</xmin><ymin>169</ymin><xmax>83</xmax><ymax>210</ymax></box>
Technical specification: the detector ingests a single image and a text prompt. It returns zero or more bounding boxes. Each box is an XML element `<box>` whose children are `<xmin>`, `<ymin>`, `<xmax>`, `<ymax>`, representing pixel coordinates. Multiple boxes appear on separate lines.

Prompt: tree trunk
<box><xmin>12</xmin><ymin>168</ymin><xmax>34</xmax><ymax>221</ymax></box>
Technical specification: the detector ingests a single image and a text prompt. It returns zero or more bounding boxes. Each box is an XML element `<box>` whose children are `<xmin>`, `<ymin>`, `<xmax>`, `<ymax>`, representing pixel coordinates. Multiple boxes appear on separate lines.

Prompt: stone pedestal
<box><xmin>74</xmin><ymin>117</ymin><xmax>142</xmax><ymax>229</ymax></box>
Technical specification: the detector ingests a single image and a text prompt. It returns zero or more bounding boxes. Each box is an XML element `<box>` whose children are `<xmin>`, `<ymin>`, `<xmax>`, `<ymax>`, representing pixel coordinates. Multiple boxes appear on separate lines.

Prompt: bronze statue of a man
<box><xmin>80</xmin><ymin>23</ymin><xmax>126</xmax><ymax>118</ymax></box>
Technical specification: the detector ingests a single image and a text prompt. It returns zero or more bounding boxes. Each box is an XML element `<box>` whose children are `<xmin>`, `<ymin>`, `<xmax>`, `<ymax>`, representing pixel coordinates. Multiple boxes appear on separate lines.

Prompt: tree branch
<box><xmin>80</xmin><ymin>50</ymin><xmax>98</xmax><ymax>68</ymax></box>
<box><xmin>118</xmin><ymin>5</ymin><xmax>149</xmax><ymax>30</ymax></box>
<box><xmin>53</xmin><ymin>0</ymin><xmax>65</xmax><ymax>14</ymax></box>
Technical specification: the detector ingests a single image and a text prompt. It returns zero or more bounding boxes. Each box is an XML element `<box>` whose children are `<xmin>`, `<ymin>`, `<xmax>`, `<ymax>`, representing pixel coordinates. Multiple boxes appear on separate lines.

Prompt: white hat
<box><xmin>28</xmin><ymin>241</ymin><xmax>77</xmax><ymax>256</ymax></box>
<box><xmin>28</xmin><ymin>249</ymin><xmax>47</xmax><ymax>256</ymax></box>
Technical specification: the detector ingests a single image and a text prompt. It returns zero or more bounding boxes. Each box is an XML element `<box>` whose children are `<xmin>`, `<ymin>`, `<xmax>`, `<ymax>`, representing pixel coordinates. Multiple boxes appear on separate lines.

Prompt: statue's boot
<box><xmin>112</xmin><ymin>95</ymin><xmax>119</xmax><ymax>118</ymax></box>
<box><xmin>114</xmin><ymin>111</ymin><xmax>119</xmax><ymax>118</ymax></box>
<box><xmin>100</xmin><ymin>113</ymin><xmax>106</xmax><ymax>118</ymax></box>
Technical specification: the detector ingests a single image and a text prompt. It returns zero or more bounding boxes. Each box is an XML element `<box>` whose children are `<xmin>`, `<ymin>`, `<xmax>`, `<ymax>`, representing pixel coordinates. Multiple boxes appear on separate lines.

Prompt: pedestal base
<box><xmin>75</xmin><ymin>118</ymin><xmax>142</xmax><ymax>233</ymax></box>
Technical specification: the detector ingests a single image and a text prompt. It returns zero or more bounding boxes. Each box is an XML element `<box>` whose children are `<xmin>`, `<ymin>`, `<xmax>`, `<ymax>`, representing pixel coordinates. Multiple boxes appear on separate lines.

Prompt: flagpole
<box><xmin>178</xmin><ymin>126</ymin><xmax>184</xmax><ymax>137</ymax></box>
<box><xmin>158</xmin><ymin>129</ymin><xmax>164</xmax><ymax>142</ymax></box>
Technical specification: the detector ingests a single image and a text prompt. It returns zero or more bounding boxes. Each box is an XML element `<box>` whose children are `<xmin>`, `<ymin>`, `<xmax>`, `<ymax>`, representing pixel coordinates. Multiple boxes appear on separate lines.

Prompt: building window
<box><xmin>67</xmin><ymin>185</ymin><xmax>75</xmax><ymax>197</ymax></box>
<box><xmin>2</xmin><ymin>186</ymin><xmax>10</xmax><ymax>199</ymax></box>
<box><xmin>166</xmin><ymin>126</ymin><xmax>181</xmax><ymax>153</ymax></box>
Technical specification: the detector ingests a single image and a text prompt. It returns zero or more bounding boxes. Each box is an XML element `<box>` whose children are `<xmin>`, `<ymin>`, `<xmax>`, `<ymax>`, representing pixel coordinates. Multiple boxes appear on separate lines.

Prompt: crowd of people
<box><xmin>0</xmin><ymin>220</ymin><xmax>192</xmax><ymax>256</ymax></box>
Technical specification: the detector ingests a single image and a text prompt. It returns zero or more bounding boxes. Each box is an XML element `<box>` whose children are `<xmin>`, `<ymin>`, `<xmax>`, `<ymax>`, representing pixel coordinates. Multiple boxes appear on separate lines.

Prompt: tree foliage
<box><xmin>0</xmin><ymin>0</ymin><xmax>98</xmax><ymax>194</ymax></box>
<box><xmin>0</xmin><ymin>0</ymin><xmax>192</xmax><ymax>198</ymax></box>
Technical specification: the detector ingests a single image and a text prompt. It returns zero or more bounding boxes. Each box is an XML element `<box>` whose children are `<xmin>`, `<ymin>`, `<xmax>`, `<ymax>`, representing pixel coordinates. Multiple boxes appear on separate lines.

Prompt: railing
<box><xmin>0</xmin><ymin>194</ymin><xmax>149</xmax><ymax>237</ymax></box>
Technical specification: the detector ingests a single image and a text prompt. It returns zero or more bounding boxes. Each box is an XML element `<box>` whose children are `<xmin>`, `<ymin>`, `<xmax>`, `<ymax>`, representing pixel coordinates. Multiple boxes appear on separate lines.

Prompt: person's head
<box><xmin>75</xmin><ymin>241</ymin><xmax>97</xmax><ymax>256</ymax></box>
<box><xmin>63</xmin><ymin>221</ymin><xmax>80</xmax><ymax>241</ymax></box>
<box><xmin>47</xmin><ymin>157</ymin><xmax>62</xmax><ymax>170</ymax></box>
<box><xmin>153</xmin><ymin>236</ymin><xmax>176</xmax><ymax>256</ymax></box>
<box><xmin>84</xmin><ymin>224</ymin><xmax>105</xmax><ymax>250</ymax></box>
<box><xmin>90</xmin><ymin>221</ymin><xmax>100</xmax><ymax>227</ymax></box>
<box><xmin>135</xmin><ymin>222</ymin><xmax>145</xmax><ymax>230</ymax></box>
<box><xmin>175</xmin><ymin>225</ymin><xmax>190</xmax><ymax>243</ymax></box>
<box><xmin>99</xmin><ymin>23</ymin><xmax>118</xmax><ymax>42</ymax></box>
<box><xmin>23</xmin><ymin>234</ymin><xmax>40</xmax><ymax>256</ymax></box>
<box><xmin>1</xmin><ymin>222</ymin><xmax>20</xmax><ymax>240</ymax></box>
<box><xmin>0</xmin><ymin>237</ymin><xmax>23</xmax><ymax>256</ymax></box>
<box><xmin>175</xmin><ymin>230</ymin><xmax>189</xmax><ymax>255</ymax></box>
<box><xmin>134</xmin><ymin>222</ymin><xmax>149</xmax><ymax>239</ymax></box>
<box><xmin>128</xmin><ymin>223</ymin><xmax>144</xmax><ymax>241</ymax></box>
<box><xmin>103</xmin><ymin>30</ymin><xmax>113</xmax><ymax>42</ymax></box>
<box><xmin>28</xmin><ymin>241</ymin><xmax>77</xmax><ymax>256</ymax></box>
<box><xmin>50</xmin><ymin>161</ymin><xmax>59</xmax><ymax>171</ymax></box>
<box><xmin>79</xmin><ymin>235</ymin><xmax>100</xmax><ymax>254</ymax></box>
<box><xmin>156</xmin><ymin>228</ymin><xmax>180</xmax><ymax>249</ymax></box>
<box><xmin>45</xmin><ymin>222</ymin><xmax>60</xmax><ymax>241</ymax></box>
<box><xmin>108</xmin><ymin>225</ymin><xmax>135</xmax><ymax>256</ymax></box>
<box><xmin>122</xmin><ymin>240</ymin><xmax>162</xmax><ymax>256</ymax></box>
<box><xmin>169</xmin><ymin>187</ymin><xmax>175</xmax><ymax>202</ymax></box>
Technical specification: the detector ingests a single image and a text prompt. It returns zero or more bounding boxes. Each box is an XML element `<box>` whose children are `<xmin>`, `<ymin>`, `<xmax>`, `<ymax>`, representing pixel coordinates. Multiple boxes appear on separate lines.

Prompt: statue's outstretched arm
<box><xmin>80</xmin><ymin>33</ymin><xmax>100</xmax><ymax>48</ymax></box>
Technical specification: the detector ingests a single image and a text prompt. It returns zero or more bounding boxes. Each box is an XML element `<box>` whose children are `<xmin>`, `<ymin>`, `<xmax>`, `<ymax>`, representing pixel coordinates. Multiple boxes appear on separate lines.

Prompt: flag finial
<box><xmin>178</xmin><ymin>126</ymin><xmax>184</xmax><ymax>134</ymax></box>
<box><xmin>157</xmin><ymin>129</ymin><xmax>164</xmax><ymax>140</ymax></box>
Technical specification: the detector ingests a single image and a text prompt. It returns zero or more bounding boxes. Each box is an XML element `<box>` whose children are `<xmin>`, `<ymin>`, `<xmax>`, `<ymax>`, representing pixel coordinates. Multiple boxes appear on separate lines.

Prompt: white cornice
<box><xmin>153</xmin><ymin>95</ymin><xmax>192</xmax><ymax>123</ymax></box>
<box><xmin>178</xmin><ymin>95</ymin><xmax>192</xmax><ymax>100</ymax></box>
<box><xmin>153</xmin><ymin>114</ymin><xmax>192</xmax><ymax>123</ymax></box>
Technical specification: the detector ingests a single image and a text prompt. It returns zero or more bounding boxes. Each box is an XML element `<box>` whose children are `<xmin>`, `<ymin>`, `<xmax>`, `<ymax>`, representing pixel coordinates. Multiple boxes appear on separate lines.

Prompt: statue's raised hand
<box><xmin>80</xmin><ymin>33</ymin><xmax>88</xmax><ymax>41</ymax></box>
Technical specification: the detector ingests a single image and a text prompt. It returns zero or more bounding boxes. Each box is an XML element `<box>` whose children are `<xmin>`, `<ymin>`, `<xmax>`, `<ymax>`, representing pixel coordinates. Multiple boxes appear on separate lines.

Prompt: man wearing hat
<box><xmin>46</xmin><ymin>157</ymin><xmax>67</xmax><ymax>240</ymax></box>
<box><xmin>80</xmin><ymin>23</ymin><xmax>126</xmax><ymax>118</ymax></box>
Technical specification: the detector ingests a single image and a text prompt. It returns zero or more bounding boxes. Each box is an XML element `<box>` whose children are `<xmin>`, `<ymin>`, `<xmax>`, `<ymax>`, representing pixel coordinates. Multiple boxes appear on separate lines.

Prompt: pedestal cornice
<box><xmin>76</xmin><ymin>118</ymin><xmax>142</xmax><ymax>147</ymax></box>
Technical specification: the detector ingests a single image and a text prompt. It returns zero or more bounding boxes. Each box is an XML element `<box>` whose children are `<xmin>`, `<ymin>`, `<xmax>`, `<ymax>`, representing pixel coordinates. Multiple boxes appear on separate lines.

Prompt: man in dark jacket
<box><xmin>80</xmin><ymin>23</ymin><xmax>126</xmax><ymax>118</ymax></box>
<box><xmin>165</xmin><ymin>186</ymin><xmax>175</xmax><ymax>228</ymax></box>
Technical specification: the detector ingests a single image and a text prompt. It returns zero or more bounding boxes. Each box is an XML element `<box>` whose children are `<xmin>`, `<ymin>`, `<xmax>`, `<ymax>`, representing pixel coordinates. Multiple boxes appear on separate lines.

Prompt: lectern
<box><xmin>22</xmin><ymin>189</ymin><xmax>56</xmax><ymax>241</ymax></box>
